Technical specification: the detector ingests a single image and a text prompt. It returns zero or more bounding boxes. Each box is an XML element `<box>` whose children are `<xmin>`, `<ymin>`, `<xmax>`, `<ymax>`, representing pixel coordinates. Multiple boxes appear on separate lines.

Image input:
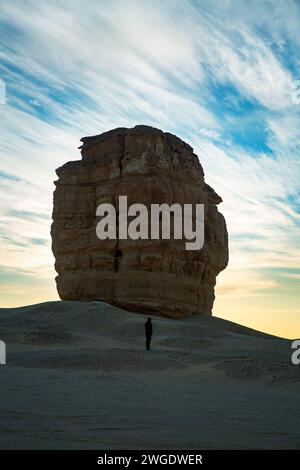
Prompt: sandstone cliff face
<box><xmin>51</xmin><ymin>125</ymin><xmax>228</xmax><ymax>318</ymax></box>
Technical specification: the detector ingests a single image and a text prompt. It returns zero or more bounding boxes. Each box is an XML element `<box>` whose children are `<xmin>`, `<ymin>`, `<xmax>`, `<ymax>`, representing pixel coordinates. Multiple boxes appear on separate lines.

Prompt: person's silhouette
<box><xmin>145</xmin><ymin>317</ymin><xmax>152</xmax><ymax>350</ymax></box>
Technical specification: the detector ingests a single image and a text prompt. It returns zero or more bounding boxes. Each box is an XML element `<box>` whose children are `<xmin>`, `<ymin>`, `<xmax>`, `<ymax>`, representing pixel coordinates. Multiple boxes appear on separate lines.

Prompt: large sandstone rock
<box><xmin>51</xmin><ymin>125</ymin><xmax>228</xmax><ymax>318</ymax></box>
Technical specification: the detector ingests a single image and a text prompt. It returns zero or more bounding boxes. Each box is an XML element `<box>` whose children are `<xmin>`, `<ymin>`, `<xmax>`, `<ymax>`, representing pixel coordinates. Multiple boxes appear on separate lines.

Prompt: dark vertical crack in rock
<box><xmin>114</xmin><ymin>133</ymin><xmax>126</xmax><ymax>273</ymax></box>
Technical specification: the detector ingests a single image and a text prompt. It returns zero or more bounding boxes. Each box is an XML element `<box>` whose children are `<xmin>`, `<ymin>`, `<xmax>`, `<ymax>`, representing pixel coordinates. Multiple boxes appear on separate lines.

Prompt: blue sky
<box><xmin>0</xmin><ymin>0</ymin><xmax>300</xmax><ymax>337</ymax></box>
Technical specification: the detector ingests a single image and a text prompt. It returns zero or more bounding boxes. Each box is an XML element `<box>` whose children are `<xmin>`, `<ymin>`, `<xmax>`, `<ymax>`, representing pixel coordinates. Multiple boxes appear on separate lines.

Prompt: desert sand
<box><xmin>0</xmin><ymin>301</ymin><xmax>299</xmax><ymax>449</ymax></box>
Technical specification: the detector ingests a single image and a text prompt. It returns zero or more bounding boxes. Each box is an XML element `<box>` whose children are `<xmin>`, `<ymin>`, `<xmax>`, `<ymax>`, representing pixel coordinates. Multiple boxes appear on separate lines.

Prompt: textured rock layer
<box><xmin>51</xmin><ymin>125</ymin><xmax>228</xmax><ymax>318</ymax></box>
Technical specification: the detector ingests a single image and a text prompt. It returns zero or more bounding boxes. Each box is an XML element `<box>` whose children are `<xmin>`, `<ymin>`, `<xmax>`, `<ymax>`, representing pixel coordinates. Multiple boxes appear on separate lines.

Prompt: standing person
<box><xmin>145</xmin><ymin>317</ymin><xmax>152</xmax><ymax>350</ymax></box>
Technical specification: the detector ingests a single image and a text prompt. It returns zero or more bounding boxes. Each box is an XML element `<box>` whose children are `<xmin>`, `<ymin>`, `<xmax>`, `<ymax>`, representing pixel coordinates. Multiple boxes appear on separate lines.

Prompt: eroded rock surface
<box><xmin>51</xmin><ymin>125</ymin><xmax>228</xmax><ymax>318</ymax></box>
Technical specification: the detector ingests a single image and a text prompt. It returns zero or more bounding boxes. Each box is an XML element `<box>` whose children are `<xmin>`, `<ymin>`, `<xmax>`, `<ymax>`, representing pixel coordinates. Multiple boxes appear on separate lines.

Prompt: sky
<box><xmin>0</xmin><ymin>0</ymin><xmax>299</xmax><ymax>338</ymax></box>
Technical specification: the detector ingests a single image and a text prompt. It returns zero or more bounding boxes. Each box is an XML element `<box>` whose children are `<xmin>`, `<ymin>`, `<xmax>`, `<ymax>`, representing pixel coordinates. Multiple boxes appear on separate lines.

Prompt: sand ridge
<box><xmin>0</xmin><ymin>301</ymin><xmax>299</xmax><ymax>449</ymax></box>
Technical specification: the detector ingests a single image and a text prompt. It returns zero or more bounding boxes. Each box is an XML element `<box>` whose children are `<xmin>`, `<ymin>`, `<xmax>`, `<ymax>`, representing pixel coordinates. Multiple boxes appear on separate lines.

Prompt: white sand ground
<box><xmin>0</xmin><ymin>300</ymin><xmax>299</xmax><ymax>449</ymax></box>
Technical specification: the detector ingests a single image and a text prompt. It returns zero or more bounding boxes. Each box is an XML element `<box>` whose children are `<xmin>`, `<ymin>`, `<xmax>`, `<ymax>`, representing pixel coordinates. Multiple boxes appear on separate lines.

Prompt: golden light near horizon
<box><xmin>214</xmin><ymin>270</ymin><xmax>300</xmax><ymax>340</ymax></box>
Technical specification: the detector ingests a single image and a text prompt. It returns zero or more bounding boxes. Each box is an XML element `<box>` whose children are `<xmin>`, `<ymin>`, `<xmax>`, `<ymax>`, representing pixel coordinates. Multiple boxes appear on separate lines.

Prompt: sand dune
<box><xmin>0</xmin><ymin>301</ymin><xmax>299</xmax><ymax>449</ymax></box>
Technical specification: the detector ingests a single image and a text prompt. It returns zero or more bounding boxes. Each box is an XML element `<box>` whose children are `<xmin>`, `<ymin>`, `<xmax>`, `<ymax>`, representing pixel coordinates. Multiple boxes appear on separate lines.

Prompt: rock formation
<box><xmin>51</xmin><ymin>125</ymin><xmax>228</xmax><ymax>318</ymax></box>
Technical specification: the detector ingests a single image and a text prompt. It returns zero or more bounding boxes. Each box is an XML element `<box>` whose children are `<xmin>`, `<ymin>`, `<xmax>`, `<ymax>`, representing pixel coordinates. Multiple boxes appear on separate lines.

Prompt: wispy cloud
<box><xmin>0</xmin><ymin>170</ymin><xmax>22</xmax><ymax>182</ymax></box>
